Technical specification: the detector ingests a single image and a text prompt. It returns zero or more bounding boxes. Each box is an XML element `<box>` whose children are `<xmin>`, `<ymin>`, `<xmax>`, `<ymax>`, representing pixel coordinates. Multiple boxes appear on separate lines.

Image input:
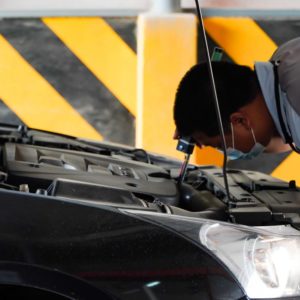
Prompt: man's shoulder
<box><xmin>272</xmin><ymin>37</ymin><xmax>300</xmax><ymax>115</ymax></box>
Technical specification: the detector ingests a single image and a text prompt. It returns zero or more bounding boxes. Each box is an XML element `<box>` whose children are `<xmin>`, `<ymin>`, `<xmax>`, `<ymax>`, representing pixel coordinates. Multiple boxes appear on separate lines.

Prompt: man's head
<box><xmin>173</xmin><ymin>61</ymin><xmax>277</xmax><ymax>152</ymax></box>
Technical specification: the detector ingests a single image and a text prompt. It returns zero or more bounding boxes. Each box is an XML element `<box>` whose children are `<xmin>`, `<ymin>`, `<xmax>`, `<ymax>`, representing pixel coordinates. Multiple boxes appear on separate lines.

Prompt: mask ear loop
<box><xmin>250</xmin><ymin>128</ymin><xmax>257</xmax><ymax>144</ymax></box>
<box><xmin>230</xmin><ymin>123</ymin><xmax>235</xmax><ymax>149</ymax></box>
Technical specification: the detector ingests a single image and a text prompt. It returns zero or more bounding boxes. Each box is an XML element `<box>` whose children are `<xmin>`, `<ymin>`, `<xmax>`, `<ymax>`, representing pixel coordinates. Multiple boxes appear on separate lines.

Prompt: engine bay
<box><xmin>1</xmin><ymin>124</ymin><xmax>300</xmax><ymax>229</ymax></box>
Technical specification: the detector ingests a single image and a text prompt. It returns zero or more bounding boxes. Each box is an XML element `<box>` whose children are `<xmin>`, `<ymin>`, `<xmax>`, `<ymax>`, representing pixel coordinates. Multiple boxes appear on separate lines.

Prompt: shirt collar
<box><xmin>254</xmin><ymin>61</ymin><xmax>288</xmax><ymax>142</ymax></box>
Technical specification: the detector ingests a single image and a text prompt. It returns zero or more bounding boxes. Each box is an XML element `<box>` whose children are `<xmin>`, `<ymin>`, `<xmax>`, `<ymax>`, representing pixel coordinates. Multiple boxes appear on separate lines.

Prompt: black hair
<box><xmin>173</xmin><ymin>61</ymin><xmax>262</xmax><ymax>137</ymax></box>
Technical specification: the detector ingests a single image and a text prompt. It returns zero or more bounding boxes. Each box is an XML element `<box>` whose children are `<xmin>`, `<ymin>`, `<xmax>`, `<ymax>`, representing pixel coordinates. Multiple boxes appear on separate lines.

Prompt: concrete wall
<box><xmin>1</xmin><ymin>14</ymin><xmax>300</xmax><ymax>183</ymax></box>
<box><xmin>0</xmin><ymin>17</ymin><xmax>136</xmax><ymax>145</ymax></box>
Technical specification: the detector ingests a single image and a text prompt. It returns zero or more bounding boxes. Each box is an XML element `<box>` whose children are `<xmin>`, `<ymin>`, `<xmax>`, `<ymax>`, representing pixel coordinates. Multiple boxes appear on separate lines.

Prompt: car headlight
<box><xmin>199</xmin><ymin>223</ymin><xmax>300</xmax><ymax>299</ymax></box>
<box><xmin>124</xmin><ymin>210</ymin><xmax>300</xmax><ymax>299</ymax></box>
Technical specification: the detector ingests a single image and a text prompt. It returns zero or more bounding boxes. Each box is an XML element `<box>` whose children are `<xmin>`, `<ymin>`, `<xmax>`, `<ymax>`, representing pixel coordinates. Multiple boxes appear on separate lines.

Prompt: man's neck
<box><xmin>265</xmin><ymin>137</ymin><xmax>291</xmax><ymax>153</ymax></box>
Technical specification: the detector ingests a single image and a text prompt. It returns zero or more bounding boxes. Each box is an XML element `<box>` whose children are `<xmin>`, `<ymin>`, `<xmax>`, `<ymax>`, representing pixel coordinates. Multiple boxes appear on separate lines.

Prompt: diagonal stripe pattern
<box><xmin>204</xmin><ymin>17</ymin><xmax>277</xmax><ymax>67</ymax></box>
<box><xmin>0</xmin><ymin>35</ymin><xmax>101</xmax><ymax>140</ymax></box>
<box><xmin>0</xmin><ymin>18</ymin><xmax>135</xmax><ymax>145</ymax></box>
<box><xmin>43</xmin><ymin>17</ymin><xmax>137</xmax><ymax>117</ymax></box>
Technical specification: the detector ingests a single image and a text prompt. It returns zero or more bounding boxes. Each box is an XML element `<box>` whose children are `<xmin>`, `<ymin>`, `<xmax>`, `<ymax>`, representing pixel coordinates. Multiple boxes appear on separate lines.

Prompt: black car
<box><xmin>0</xmin><ymin>123</ymin><xmax>299</xmax><ymax>299</ymax></box>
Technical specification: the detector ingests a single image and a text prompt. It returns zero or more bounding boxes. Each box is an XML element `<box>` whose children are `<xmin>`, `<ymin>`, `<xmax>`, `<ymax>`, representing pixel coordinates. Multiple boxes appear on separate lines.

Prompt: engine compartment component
<box><xmin>0</xmin><ymin>125</ymin><xmax>299</xmax><ymax>228</ymax></box>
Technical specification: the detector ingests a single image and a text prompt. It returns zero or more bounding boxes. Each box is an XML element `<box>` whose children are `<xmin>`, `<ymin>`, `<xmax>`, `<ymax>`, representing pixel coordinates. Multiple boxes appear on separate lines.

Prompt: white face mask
<box><xmin>226</xmin><ymin>123</ymin><xmax>265</xmax><ymax>160</ymax></box>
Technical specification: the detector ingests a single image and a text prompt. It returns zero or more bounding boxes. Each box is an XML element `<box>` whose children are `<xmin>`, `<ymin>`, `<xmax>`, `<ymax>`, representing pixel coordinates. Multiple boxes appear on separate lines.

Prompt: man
<box><xmin>173</xmin><ymin>37</ymin><xmax>300</xmax><ymax>159</ymax></box>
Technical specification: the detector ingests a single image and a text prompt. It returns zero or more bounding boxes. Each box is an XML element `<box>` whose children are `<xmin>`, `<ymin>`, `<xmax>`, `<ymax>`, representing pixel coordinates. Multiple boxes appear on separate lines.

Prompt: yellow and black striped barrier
<box><xmin>0</xmin><ymin>17</ymin><xmax>136</xmax><ymax>144</ymax></box>
<box><xmin>0</xmin><ymin>16</ymin><xmax>300</xmax><ymax>183</ymax></box>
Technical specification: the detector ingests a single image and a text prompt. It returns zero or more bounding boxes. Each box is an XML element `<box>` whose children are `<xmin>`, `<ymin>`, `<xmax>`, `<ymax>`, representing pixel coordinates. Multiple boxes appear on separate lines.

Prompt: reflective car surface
<box><xmin>0</xmin><ymin>124</ymin><xmax>299</xmax><ymax>299</ymax></box>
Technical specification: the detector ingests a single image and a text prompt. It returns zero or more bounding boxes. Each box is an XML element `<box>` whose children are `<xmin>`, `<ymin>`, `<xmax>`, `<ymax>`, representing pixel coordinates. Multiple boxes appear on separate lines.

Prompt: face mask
<box><xmin>226</xmin><ymin>123</ymin><xmax>265</xmax><ymax>160</ymax></box>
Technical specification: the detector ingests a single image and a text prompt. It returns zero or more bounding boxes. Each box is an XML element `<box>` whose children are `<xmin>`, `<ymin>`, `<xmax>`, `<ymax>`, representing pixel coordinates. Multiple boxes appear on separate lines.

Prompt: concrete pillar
<box><xmin>136</xmin><ymin>13</ymin><xmax>197</xmax><ymax>159</ymax></box>
<box><xmin>149</xmin><ymin>0</ymin><xmax>181</xmax><ymax>14</ymax></box>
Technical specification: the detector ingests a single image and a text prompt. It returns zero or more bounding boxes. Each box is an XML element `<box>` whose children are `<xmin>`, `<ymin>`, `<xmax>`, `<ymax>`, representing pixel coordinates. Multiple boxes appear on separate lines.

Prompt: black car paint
<box><xmin>0</xmin><ymin>125</ymin><xmax>299</xmax><ymax>299</ymax></box>
<box><xmin>0</xmin><ymin>189</ymin><xmax>244</xmax><ymax>299</ymax></box>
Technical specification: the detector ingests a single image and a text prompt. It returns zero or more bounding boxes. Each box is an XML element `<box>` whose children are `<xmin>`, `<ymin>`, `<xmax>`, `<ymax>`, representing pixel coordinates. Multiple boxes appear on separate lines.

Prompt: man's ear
<box><xmin>229</xmin><ymin>112</ymin><xmax>251</xmax><ymax>130</ymax></box>
<box><xmin>173</xmin><ymin>128</ymin><xmax>180</xmax><ymax>140</ymax></box>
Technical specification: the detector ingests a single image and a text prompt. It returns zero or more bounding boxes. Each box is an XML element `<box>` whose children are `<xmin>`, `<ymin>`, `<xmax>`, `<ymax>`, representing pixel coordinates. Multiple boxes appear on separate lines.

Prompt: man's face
<box><xmin>192</xmin><ymin>124</ymin><xmax>260</xmax><ymax>153</ymax></box>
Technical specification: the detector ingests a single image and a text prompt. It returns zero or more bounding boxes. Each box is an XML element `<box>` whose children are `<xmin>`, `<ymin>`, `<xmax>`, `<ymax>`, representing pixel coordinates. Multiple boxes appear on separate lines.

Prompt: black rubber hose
<box><xmin>178</xmin><ymin>183</ymin><xmax>226</xmax><ymax>212</ymax></box>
